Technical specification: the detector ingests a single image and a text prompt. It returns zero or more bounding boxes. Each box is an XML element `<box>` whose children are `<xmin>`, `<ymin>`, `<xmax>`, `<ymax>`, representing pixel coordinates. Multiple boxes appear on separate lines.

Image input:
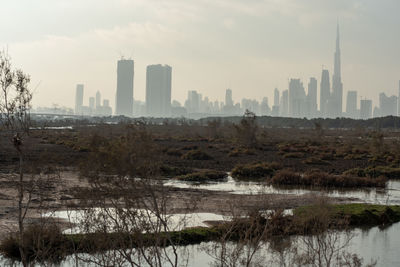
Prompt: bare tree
<box><xmin>0</xmin><ymin>51</ymin><xmax>33</xmax><ymax>266</ymax></box>
<box><xmin>71</xmin><ymin>126</ymin><xmax>191</xmax><ymax>266</ymax></box>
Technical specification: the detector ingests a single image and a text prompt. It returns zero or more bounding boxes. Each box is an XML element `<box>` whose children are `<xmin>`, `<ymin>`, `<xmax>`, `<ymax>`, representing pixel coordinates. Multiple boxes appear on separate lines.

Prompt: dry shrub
<box><xmin>0</xmin><ymin>223</ymin><xmax>67</xmax><ymax>264</ymax></box>
<box><xmin>271</xmin><ymin>170</ymin><xmax>386</xmax><ymax>188</ymax></box>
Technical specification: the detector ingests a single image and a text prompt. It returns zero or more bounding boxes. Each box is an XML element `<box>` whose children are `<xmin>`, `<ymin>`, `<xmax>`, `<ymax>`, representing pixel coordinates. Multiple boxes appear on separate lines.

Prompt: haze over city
<box><xmin>1</xmin><ymin>0</ymin><xmax>399</xmax><ymax>114</ymax></box>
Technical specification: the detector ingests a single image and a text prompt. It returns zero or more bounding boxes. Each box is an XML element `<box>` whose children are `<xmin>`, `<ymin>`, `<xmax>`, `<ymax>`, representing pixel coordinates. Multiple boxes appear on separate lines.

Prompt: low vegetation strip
<box><xmin>231</xmin><ymin>162</ymin><xmax>282</xmax><ymax>180</ymax></box>
<box><xmin>344</xmin><ymin>166</ymin><xmax>400</xmax><ymax>179</ymax></box>
<box><xmin>175</xmin><ymin>170</ymin><xmax>228</xmax><ymax>182</ymax></box>
<box><xmin>270</xmin><ymin>170</ymin><xmax>387</xmax><ymax>188</ymax></box>
<box><xmin>1</xmin><ymin>204</ymin><xmax>399</xmax><ymax>263</ymax></box>
<box><xmin>294</xmin><ymin>203</ymin><xmax>400</xmax><ymax>226</ymax></box>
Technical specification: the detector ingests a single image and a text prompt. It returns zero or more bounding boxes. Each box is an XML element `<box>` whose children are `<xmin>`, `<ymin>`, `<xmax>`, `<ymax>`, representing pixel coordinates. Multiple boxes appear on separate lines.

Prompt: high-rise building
<box><xmin>360</xmin><ymin>99</ymin><xmax>372</xmax><ymax>120</ymax></box>
<box><xmin>115</xmin><ymin>59</ymin><xmax>134</xmax><ymax>117</ymax></box>
<box><xmin>289</xmin><ymin>79</ymin><xmax>306</xmax><ymax>118</ymax></box>
<box><xmin>274</xmin><ymin>88</ymin><xmax>280</xmax><ymax>107</ymax></box>
<box><xmin>331</xmin><ymin>24</ymin><xmax>343</xmax><ymax>117</ymax></box>
<box><xmin>378</xmin><ymin>93</ymin><xmax>397</xmax><ymax>117</ymax></box>
<box><xmin>95</xmin><ymin>91</ymin><xmax>101</xmax><ymax>108</ymax></box>
<box><xmin>320</xmin><ymin>69</ymin><xmax>330</xmax><ymax>117</ymax></box>
<box><xmin>89</xmin><ymin>97</ymin><xmax>95</xmax><ymax>112</ymax></box>
<box><xmin>145</xmin><ymin>64</ymin><xmax>172</xmax><ymax>117</ymax></box>
<box><xmin>307</xmin><ymin>78</ymin><xmax>318</xmax><ymax>118</ymax></box>
<box><xmin>185</xmin><ymin>90</ymin><xmax>200</xmax><ymax>113</ymax></box>
<box><xmin>398</xmin><ymin>80</ymin><xmax>400</xmax><ymax>116</ymax></box>
<box><xmin>346</xmin><ymin>91</ymin><xmax>358</xmax><ymax>118</ymax></box>
<box><xmin>280</xmin><ymin>90</ymin><xmax>289</xmax><ymax>117</ymax></box>
<box><xmin>75</xmin><ymin>84</ymin><xmax>84</xmax><ymax>115</ymax></box>
<box><xmin>225</xmin><ymin>89</ymin><xmax>233</xmax><ymax>107</ymax></box>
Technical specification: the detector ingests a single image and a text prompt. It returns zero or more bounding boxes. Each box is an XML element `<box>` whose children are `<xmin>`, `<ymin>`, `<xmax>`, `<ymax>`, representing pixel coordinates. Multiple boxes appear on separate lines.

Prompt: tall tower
<box><xmin>75</xmin><ymin>84</ymin><xmax>84</xmax><ymax>115</ymax></box>
<box><xmin>331</xmin><ymin>24</ymin><xmax>343</xmax><ymax>117</ymax></box>
<box><xmin>115</xmin><ymin>58</ymin><xmax>134</xmax><ymax>117</ymax></box>
<box><xmin>398</xmin><ymin>80</ymin><xmax>400</xmax><ymax>116</ymax></box>
<box><xmin>225</xmin><ymin>89</ymin><xmax>233</xmax><ymax>107</ymax></box>
<box><xmin>320</xmin><ymin>69</ymin><xmax>330</xmax><ymax>117</ymax></box>
<box><xmin>145</xmin><ymin>64</ymin><xmax>172</xmax><ymax>117</ymax></box>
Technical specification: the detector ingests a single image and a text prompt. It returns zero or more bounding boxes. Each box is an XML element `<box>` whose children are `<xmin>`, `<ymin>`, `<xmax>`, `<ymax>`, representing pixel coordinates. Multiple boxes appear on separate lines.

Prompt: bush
<box><xmin>181</xmin><ymin>150</ymin><xmax>213</xmax><ymax>160</ymax></box>
<box><xmin>271</xmin><ymin>170</ymin><xmax>386</xmax><ymax>188</ymax></box>
<box><xmin>176</xmin><ymin>170</ymin><xmax>228</xmax><ymax>182</ymax></box>
<box><xmin>0</xmin><ymin>223</ymin><xmax>68</xmax><ymax>264</ymax></box>
<box><xmin>344</xmin><ymin>166</ymin><xmax>400</xmax><ymax>179</ymax></box>
<box><xmin>160</xmin><ymin>165</ymin><xmax>193</xmax><ymax>177</ymax></box>
<box><xmin>302</xmin><ymin>157</ymin><xmax>331</xmax><ymax>165</ymax></box>
<box><xmin>282</xmin><ymin>152</ymin><xmax>304</xmax><ymax>159</ymax></box>
<box><xmin>231</xmin><ymin>162</ymin><xmax>282</xmax><ymax>181</ymax></box>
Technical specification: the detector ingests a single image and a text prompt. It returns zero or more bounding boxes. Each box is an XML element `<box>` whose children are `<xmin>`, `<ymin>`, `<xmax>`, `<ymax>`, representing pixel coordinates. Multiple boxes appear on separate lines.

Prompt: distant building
<box><xmin>378</xmin><ymin>92</ymin><xmax>397</xmax><ymax>117</ymax></box>
<box><xmin>398</xmin><ymin>80</ymin><xmax>400</xmax><ymax>116</ymax></box>
<box><xmin>185</xmin><ymin>90</ymin><xmax>200</xmax><ymax>113</ymax></box>
<box><xmin>145</xmin><ymin>64</ymin><xmax>172</xmax><ymax>117</ymax></box>
<box><xmin>75</xmin><ymin>84</ymin><xmax>84</xmax><ymax>115</ymax></box>
<box><xmin>115</xmin><ymin>59</ymin><xmax>134</xmax><ymax>117</ymax></box>
<box><xmin>346</xmin><ymin>91</ymin><xmax>358</xmax><ymax>119</ymax></box>
<box><xmin>225</xmin><ymin>89</ymin><xmax>233</xmax><ymax>107</ymax></box>
<box><xmin>307</xmin><ymin>77</ymin><xmax>318</xmax><ymax>118</ymax></box>
<box><xmin>320</xmin><ymin>69</ymin><xmax>330</xmax><ymax>117</ymax></box>
<box><xmin>272</xmin><ymin>88</ymin><xmax>280</xmax><ymax>116</ymax></box>
<box><xmin>289</xmin><ymin>79</ymin><xmax>306</xmax><ymax>118</ymax></box>
<box><xmin>89</xmin><ymin>97</ymin><xmax>95</xmax><ymax>111</ymax></box>
<box><xmin>280</xmin><ymin>90</ymin><xmax>289</xmax><ymax>117</ymax></box>
<box><xmin>96</xmin><ymin>91</ymin><xmax>101</xmax><ymax>108</ymax></box>
<box><xmin>260</xmin><ymin>97</ymin><xmax>270</xmax><ymax>116</ymax></box>
<box><xmin>360</xmin><ymin>99</ymin><xmax>372</xmax><ymax>120</ymax></box>
<box><xmin>331</xmin><ymin>24</ymin><xmax>343</xmax><ymax>118</ymax></box>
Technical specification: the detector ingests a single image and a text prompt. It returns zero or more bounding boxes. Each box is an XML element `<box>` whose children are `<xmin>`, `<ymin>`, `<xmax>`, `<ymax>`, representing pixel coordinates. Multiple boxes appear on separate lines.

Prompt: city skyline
<box><xmin>67</xmin><ymin>23</ymin><xmax>398</xmax><ymax>120</ymax></box>
<box><xmin>1</xmin><ymin>1</ymin><xmax>399</xmax><ymax>110</ymax></box>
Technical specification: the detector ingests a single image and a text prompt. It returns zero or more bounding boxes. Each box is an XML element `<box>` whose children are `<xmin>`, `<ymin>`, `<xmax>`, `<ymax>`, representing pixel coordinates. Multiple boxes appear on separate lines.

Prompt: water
<box><xmin>3</xmin><ymin>222</ymin><xmax>398</xmax><ymax>266</ymax></box>
<box><xmin>45</xmin><ymin>209</ymin><xmax>229</xmax><ymax>234</ymax></box>
<box><xmin>165</xmin><ymin>176</ymin><xmax>400</xmax><ymax>205</ymax></box>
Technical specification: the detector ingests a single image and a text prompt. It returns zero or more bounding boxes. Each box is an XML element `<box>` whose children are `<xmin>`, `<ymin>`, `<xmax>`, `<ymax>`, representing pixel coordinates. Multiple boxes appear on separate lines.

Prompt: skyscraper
<box><xmin>307</xmin><ymin>78</ymin><xmax>318</xmax><ymax>117</ymax></box>
<box><xmin>75</xmin><ymin>84</ymin><xmax>84</xmax><ymax>115</ymax></box>
<box><xmin>89</xmin><ymin>97</ymin><xmax>95</xmax><ymax>111</ymax></box>
<box><xmin>346</xmin><ymin>91</ymin><xmax>357</xmax><ymax>118</ymax></box>
<box><xmin>320</xmin><ymin>69</ymin><xmax>330</xmax><ymax>117</ymax></box>
<box><xmin>225</xmin><ymin>89</ymin><xmax>233</xmax><ymax>107</ymax></box>
<box><xmin>272</xmin><ymin>88</ymin><xmax>280</xmax><ymax>116</ymax></box>
<box><xmin>95</xmin><ymin>91</ymin><xmax>101</xmax><ymax>108</ymax></box>
<box><xmin>274</xmin><ymin>88</ymin><xmax>280</xmax><ymax>107</ymax></box>
<box><xmin>331</xmin><ymin>24</ymin><xmax>343</xmax><ymax>117</ymax></box>
<box><xmin>289</xmin><ymin>79</ymin><xmax>306</xmax><ymax>118</ymax></box>
<box><xmin>145</xmin><ymin>64</ymin><xmax>172</xmax><ymax>117</ymax></box>
<box><xmin>280</xmin><ymin>90</ymin><xmax>289</xmax><ymax>117</ymax></box>
<box><xmin>379</xmin><ymin>93</ymin><xmax>397</xmax><ymax>117</ymax></box>
<box><xmin>360</xmin><ymin>99</ymin><xmax>372</xmax><ymax>120</ymax></box>
<box><xmin>398</xmin><ymin>80</ymin><xmax>400</xmax><ymax>116</ymax></box>
<box><xmin>115</xmin><ymin>59</ymin><xmax>134</xmax><ymax>117</ymax></box>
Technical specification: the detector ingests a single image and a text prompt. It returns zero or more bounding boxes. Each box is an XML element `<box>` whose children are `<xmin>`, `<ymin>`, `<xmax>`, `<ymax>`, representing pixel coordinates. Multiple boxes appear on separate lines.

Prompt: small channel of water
<box><xmin>165</xmin><ymin>176</ymin><xmax>400</xmax><ymax>205</ymax></box>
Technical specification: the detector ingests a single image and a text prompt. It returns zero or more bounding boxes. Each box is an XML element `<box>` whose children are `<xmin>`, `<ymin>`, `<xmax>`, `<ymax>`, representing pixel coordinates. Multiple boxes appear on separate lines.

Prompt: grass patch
<box><xmin>231</xmin><ymin>162</ymin><xmax>282</xmax><ymax>181</ymax></box>
<box><xmin>176</xmin><ymin>170</ymin><xmax>228</xmax><ymax>182</ymax></box>
<box><xmin>344</xmin><ymin>166</ymin><xmax>400</xmax><ymax>179</ymax></box>
<box><xmin>271</xmin><ymin>170</ymin><xmax>386</xmax><ymax>188</ymax></box>
<box><xmin>181</xmin><ymin>150</ymin><xmax>213</xmax><ymax>160</ymax></box>
<box><xmin>160</xmin><ymin>165</ymin><xmax>193</xmax><ymax>177</ymax></box>
<box><xmin>295</xmin><ymin>204</ymin><xmax>400</xmax><ymax>226</ymax></box>
<box><xmin>302</xmin><ymin>157</ymin><xmax>331</xmax><ymax>165</ymax></box>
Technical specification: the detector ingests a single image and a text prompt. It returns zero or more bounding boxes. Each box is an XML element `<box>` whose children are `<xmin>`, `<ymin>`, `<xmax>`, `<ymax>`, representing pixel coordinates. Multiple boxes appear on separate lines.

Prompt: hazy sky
<box><xmin>1</xmin><ymin>0</ymin><xmax>399</xmax><ymax>110</ymax></box>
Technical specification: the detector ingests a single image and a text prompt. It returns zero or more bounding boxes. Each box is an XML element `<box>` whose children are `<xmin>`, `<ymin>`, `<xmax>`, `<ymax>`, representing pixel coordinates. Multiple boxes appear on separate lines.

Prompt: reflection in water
<box><xmin>2</xmin><ymin>222</ymin><xmax>397</xmax><ymax>266</ymax></box>
<box><xmin>165</xmin><ymin>176</ymin><xmax>400</xmax><ymax>205</ymax></box>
